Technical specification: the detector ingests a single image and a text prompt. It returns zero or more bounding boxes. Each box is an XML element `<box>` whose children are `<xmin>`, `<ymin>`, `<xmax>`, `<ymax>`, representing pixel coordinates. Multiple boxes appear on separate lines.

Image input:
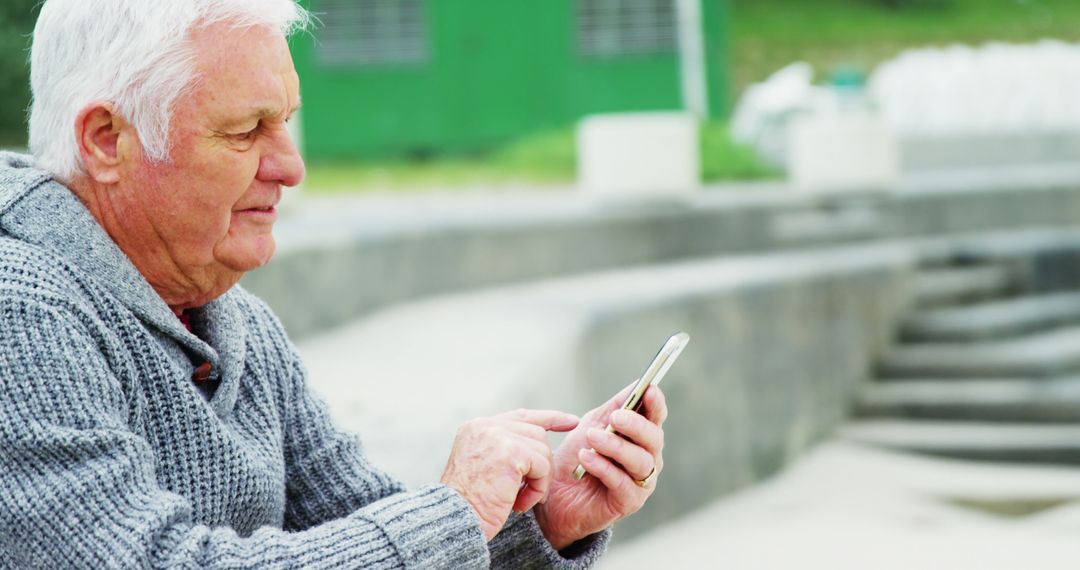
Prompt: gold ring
<box><xmin>635</xmin><ymin>466</ymin><xmax>657</xmax><ymax>488</ymax></box>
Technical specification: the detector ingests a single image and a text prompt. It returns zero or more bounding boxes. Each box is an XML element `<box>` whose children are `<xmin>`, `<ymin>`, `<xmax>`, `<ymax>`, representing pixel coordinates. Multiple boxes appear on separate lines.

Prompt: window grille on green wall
<box><xmin>576</xmin><ymin>0</ymin><xmax>677</xmax><ymax>58</ymax></box>
<box><xmin>314</xmin><ymin>0</ymin><xmax>428</xmax><ymax>67</ymax></box>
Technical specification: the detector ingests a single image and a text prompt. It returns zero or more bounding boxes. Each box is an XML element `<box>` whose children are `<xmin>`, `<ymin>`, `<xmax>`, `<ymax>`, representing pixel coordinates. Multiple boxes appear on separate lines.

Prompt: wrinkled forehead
<box><xmin>183</xmin><ymin>22</ymin><xmax>300</xmax><ymax>124</ymax></box>
<box><xmin>189</xmin><ymin>21</ymin><xmax>297</xmax><ymax>92</ymax></box>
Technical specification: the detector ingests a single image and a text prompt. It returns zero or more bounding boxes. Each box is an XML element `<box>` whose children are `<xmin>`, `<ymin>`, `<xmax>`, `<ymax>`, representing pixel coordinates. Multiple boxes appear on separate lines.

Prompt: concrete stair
<box><xmin>901</xmin><ymin>292</ymin><xmax>1080</xmax><ymax>342</ymax></box>
<box><xmin>878</xmin><ymin>325</ymin><xmax>1080</xmax><ymax>379</ymax></box>
<box><xmin>858</xmin><ymin>377</ymin><xmax>1080</xmax><ymax>422</ymax></box>
<box><xmin>854</xmin><ymin>239</ymin><xmax>1080</xmax><ymax>465</ymax></box>
<box><xmin>910</xmin><ymin>228</ymin><xmax>1080</xmax><ymax>270</ymax></box>
<box><xmin>841</xmin><ymin>420</ymin><xmax>1080</xmax><ymax>465</ymax></box>
<box><xmin>912</xmin><ymin>265</ymin><xmax>1014</xmax><ymax>308</ymax></box>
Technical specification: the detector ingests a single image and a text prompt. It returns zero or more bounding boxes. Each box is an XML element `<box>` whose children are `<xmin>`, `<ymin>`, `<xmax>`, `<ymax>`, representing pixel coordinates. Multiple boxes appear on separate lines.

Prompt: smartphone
<box><xmin>572</xmin><ymin>331</ymin><xmax>690</xmax><ymax>481</ymax></box>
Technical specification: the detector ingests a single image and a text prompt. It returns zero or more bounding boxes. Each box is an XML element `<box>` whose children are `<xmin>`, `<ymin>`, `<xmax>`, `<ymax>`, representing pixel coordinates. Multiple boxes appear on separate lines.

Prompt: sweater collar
<box><xmin>0</xmin><ymin>153</ymin><xmax>246</xmax><ymax>415</ymax></box>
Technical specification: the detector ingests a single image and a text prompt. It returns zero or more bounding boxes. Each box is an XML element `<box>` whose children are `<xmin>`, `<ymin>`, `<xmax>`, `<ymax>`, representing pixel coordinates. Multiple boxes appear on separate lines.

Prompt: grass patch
<box><xmin>700</xmin><ymin>122</ymin><xmax>780</xmax><ymax>181</ymax></box>
<box><xmin>303</xmin><ymin>123</ymin><xmax>778</xmax><ymax>193</ymax></box>
<box><xmin>303</xmin><ymin>130</ymin><xmax>577</xmax><ymax>193</ymax></box>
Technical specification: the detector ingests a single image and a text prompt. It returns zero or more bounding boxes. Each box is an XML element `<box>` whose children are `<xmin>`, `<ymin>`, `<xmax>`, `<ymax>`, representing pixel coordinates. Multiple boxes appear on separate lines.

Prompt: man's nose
<box><xmin>257</xmin><ymin>127</ymin><xmax>306</xmax><ymax>188</ymax></box>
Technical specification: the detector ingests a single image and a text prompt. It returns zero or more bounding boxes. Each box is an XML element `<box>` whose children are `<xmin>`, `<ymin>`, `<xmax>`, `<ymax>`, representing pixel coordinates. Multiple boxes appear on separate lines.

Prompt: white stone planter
<box><xmin>577</xmin><ymin>112</ymin><xmax>701</xmax><ymax>197</ymax></box>
<box><xmin>787</xmin><ymin>110</ymin><xmax>899</xmax><ymax>195</ymax></box>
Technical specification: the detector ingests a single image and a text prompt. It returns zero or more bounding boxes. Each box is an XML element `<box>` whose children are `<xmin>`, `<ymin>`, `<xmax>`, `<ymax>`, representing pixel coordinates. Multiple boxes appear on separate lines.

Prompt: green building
<box><xmin>291</xmin><ymin>0</ymin><xmax>729</xmax><ymax>161</ymax></box>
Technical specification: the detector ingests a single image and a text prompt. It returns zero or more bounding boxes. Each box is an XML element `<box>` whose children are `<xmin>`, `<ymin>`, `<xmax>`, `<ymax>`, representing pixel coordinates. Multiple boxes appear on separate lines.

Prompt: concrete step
<box><xmin>857</xmin><ymin>377</ymin><xmax>1080</xmax><ymax>422</ymax></box>
<box><xmin>901</xmin><ymin>292</ymin><xmax>1080</xmax><ymax>342</ymax></box>
<box><xmin>911</xmin><ymin>228</ymin><xmax>1080</xmax><ymax>269</ymax></box>
<box><xmin>841</xmin><ymin>420</ymin><xmax>1080</xmax><ymax>464</ymax></box>
<box><xmin>913</xmin><ymin>265</ymin><xmax>1014</xmax><ymax>308</ymax></box>
<box><xmin>878</xmin><ymin>325</ymin><xmax>1080</xmax><ymax>379</ymax></box>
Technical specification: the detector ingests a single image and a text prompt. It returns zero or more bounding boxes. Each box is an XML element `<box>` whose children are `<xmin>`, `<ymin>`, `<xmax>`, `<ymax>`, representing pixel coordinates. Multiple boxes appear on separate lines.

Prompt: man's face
<box><xmin>115</xmin><ymin>22</ymin><xmax>304</xmax><ymax>306</ymax></box>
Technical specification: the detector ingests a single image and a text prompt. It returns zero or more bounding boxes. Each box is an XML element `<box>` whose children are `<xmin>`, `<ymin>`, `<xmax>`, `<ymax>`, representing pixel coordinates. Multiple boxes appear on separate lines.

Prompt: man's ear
<box><xmin>76</xmin><ymin>103</ymin><xmax>132</xmax><ymax>185</ymax></box>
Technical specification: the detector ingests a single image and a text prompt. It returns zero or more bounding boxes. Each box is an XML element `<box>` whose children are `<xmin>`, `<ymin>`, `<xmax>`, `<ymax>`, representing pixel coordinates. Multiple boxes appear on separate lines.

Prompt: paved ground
<box><xmin>598</xmin><ymin>441</ymin><xmax>1080</xmax><ymax>570</ymax></box>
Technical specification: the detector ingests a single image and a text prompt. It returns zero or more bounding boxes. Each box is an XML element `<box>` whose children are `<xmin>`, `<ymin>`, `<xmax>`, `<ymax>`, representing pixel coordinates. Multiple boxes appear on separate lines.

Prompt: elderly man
<box><xmin>0</xmin><ymin>1</ymin><xmax>668</xmax><ymax>568</ymax></box>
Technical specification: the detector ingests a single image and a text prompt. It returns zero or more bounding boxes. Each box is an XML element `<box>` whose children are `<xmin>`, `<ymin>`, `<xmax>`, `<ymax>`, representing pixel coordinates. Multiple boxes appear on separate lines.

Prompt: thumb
<box><xmin>595</xmin><ymin>380</ymin><xmax>639</xmax><ymax>416</ymax></box>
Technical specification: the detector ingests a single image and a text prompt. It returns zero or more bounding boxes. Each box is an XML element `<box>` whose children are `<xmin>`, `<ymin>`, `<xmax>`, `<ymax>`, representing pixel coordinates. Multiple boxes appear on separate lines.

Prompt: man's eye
<box><xmin>230</xmin><ymin>129</ymin><xmax>257</xmax><ymax>142</ymax></box>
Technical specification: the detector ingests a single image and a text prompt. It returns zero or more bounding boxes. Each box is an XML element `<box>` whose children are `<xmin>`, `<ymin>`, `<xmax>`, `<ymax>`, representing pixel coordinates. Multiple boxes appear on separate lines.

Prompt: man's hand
<box><xmin>441</xmin><ymin>409</ymin><xmax>579</xmax><ymax>541</ymax></box>
<box><xmin>534</xmin><ymin>383</ymin><xmax>668</xmax><ymax>550</ymax></box>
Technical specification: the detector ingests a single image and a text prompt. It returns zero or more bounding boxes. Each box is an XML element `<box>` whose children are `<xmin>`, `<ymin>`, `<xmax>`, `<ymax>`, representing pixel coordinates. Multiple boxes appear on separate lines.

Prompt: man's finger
<box><xmin>514</xmin><ymin>485</ymin><xmax>545</xmax><ymax>513</ymax></box>
<box><xmin>502</xmin><ymin>409</ymin><xmax>580</xmax><ymax>432</ymax></box>
<box><xmin>513</xmin><ymin>448</ymin><xmax>553</xmax><ymax>512</ymax></box>
<box><xmin>499</xmin><ymin>420</ymin><xmax>546</xmax><ymax>442</ymax></box>
<box><xmin>610</xmin><ymin>409</ymin><xmax>665</xmax><ymax>456</ymax></box>
<box><xmin>640</xmin><ymin>387</ymin><xmax>669</xmax><ymax>426</ymax></box>
<box><xmin>576</xmin><ymin>448</ymin><xmax>638</xmax><ymax>504</ymax></box>
<box><xmin>506</xmin><ymin>429</ymin><xmax>557</xmax><ymax>464</ymax></box>
<box><xmin>587</xmin><ymin>427</ymin><xmax>655</xmax><ymax>482</ymax></box>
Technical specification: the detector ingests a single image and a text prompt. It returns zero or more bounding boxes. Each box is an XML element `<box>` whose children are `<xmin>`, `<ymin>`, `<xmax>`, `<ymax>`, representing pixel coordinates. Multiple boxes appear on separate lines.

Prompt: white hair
<box><xmin>29</xmin><ymin>0</ymin><xmax>311</xmax><ymax>182</ymax></box>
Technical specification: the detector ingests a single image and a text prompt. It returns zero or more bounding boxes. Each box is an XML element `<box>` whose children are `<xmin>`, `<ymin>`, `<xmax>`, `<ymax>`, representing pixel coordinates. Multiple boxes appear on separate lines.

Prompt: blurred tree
<box><xmin>0</xmin><ymin>0</ymin><xmax>40</xmax><ymax>148</ymax></box>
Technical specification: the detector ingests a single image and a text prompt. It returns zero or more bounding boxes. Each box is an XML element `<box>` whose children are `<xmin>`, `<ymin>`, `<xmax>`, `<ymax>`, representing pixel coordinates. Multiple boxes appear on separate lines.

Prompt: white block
<box><xmin>578</xmin><ymin>112</ymin><xmax>700</xmax><ymax>196</ymax></box>
<box><xmin>787</xmin><ymin>111</ymin><xmax>899</xmax><ymax>194</ymax></box>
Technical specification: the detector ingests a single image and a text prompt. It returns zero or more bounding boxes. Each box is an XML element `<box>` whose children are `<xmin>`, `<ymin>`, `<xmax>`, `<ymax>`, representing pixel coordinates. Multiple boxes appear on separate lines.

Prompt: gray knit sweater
<box><xmin>0</xmin><ymin>153</ymin><xmax>609</xmax><ymax>569</ymax></box>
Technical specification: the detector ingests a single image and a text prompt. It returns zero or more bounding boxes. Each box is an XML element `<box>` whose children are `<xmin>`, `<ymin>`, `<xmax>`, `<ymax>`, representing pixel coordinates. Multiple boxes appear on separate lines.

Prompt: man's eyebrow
<box><xmin>219</xmin><ymin>101</ymin><xmax>302</xmax><ymax>131</ymax></box>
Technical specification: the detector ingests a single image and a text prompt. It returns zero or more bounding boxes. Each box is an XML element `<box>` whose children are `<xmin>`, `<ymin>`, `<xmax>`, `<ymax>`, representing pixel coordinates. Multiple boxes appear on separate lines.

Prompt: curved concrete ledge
<box><xmin>247</xmin><ymin>167</ymin><xmax>1080</xmax><ymax>340</ymax></box>
<box><xmin>298</xmin><ymin>242</ymin><xmax>914</xmax><ymax>540</ymax></box>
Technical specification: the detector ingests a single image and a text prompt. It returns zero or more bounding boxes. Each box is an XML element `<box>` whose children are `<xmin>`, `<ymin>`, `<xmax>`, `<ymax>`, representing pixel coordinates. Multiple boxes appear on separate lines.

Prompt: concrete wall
<box><xmin>247</xmin><ymin>168</ymin><xmax>1080</xmax><ymax>340</ymax></box>
<box><xmin>899</xmin><ymin>133</ymin><xmax>1080</xmax><ymax>173</ymax></box>
<box><xmin>886</xmin><ymin>164</ymin><xmax>1080</xmax><ymax>237</ymax></box>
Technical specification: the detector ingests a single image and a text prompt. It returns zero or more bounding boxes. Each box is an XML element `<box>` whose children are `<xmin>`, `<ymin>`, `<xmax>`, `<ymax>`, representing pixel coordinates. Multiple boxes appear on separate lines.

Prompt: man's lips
<box><xmin>234</xmin><ymin>205</ymin><xmax>278</xmax><ymax>220</ymax></box>
<box><xmin>236</xmin><ymin>188</ymin><xmax>283</xmax><ymax>214</ymax></box>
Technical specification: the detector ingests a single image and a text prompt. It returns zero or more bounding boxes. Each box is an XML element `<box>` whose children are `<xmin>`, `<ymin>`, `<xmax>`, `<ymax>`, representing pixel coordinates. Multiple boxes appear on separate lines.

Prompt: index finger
<box><xmin>502</xmin><ymin>408</ymin><xmax>580</xmax><ymax>432</ymax></box>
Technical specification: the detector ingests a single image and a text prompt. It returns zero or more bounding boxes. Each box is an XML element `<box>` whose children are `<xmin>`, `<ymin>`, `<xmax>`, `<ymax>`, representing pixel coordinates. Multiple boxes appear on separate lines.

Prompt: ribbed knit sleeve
<box><xmin>489</xmin><ymin>512</ymin><xmax>612</xmax><ymax>569</ymax></box>
<box><xmin>276</xmin><ymin>354</ymin><xmax>408</xmax><ymax>531</ymax></box>
<box><xmin>0</xmin><ymin>297</ymin><xmax>489</xmax><ymax>569</ymax></box>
